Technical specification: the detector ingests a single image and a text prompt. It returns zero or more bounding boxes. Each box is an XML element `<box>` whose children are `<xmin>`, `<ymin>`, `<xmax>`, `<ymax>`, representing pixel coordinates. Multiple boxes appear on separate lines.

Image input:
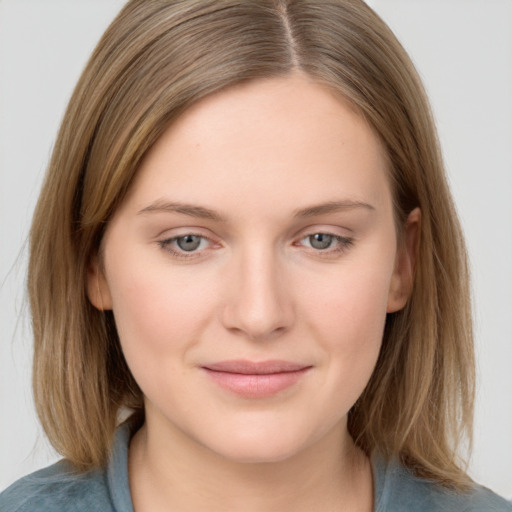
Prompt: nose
<box><xmin>220</xmin><ymin>246</ymin><xmax>294</xmax><ymax>341</ymax></box>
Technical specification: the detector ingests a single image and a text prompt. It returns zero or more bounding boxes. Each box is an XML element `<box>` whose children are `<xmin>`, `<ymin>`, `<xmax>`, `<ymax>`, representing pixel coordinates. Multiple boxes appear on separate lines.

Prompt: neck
<box><xmin>128</xmin><ymin>417</ymin><xmax>374</xmax><ymax>512</ymax></box>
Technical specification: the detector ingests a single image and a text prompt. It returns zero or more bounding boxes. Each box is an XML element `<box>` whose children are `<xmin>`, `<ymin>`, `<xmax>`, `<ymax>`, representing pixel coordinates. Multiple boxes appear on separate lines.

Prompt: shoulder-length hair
<box><xmin>29</xmin><ymin>0</ymin><xmax>474</xmax><ymax>488</ymax></box>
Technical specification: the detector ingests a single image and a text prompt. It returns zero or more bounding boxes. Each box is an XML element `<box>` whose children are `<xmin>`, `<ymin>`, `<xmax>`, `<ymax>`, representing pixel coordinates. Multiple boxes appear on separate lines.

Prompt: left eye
<box><xmin>300</xmin><ymin>233</ymin><xmax>353</xmax><ymax>252</ymax></box>
<box><xmin>306</xmin><ymin>233</ymin><xmax>335</xmax><ymax>250</ymax></box>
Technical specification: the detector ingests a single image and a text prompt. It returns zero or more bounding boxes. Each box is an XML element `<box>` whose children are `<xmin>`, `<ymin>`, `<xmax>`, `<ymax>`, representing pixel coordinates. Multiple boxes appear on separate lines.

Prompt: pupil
<box><xmin>310</xmin><ymin>233</ymin><xmax>332</xmax><ymax>250</ymax></box>
<box><xmin>177</xmin><ymin>235</ymin><xmax>201</xmax><ymax>251</ymax></box>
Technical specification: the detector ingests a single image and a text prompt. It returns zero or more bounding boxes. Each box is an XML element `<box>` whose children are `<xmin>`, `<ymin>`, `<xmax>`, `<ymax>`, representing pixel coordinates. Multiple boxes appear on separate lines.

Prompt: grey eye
<box><xmin>309</xmin><ymin>233</ymin><xmax>333</xmax><ymax>250</ymax></box>
<box><xmin>176</xmin><ymin>235</ymin><xmax>202</xmax><ymax>251</ymax></box>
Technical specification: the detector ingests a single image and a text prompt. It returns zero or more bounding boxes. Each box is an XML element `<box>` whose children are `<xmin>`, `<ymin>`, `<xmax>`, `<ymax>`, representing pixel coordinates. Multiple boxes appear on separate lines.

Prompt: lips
<box><xmin>201</xmin><ymin>360</ymin><xmax>312</xmax><ymax>398</ymax></box>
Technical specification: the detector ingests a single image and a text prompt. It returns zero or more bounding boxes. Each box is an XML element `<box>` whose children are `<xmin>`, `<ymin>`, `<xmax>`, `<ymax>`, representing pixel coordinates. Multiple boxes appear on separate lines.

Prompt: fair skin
<box><xmin>89</xmin><ymin>74</ymin><xmax>419</xmax><ymax>512</ymax></box>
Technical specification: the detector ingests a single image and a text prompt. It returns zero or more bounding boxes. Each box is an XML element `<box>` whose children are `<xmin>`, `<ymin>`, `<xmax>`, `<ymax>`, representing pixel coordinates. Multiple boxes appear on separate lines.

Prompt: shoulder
<box><xmin>373</xmin><ymin>456</ymin><xmax>511</xmax><ymax>512</ymax></box>
<box><xmin>0</xmin><ymin>460</ymin><xmax>113</xmax><ymax>512</ymax></box>
<box><xmin>0</xmin><ymin>422</ymin><xmax>134</xmax><ymax>512</ymax></box>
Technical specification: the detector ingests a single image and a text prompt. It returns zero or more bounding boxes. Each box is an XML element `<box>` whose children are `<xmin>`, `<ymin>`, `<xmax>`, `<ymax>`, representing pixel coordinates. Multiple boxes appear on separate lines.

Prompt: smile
<box><xmin>201</xmin><ymin>360</ymin><xmax>312</xmax><ymax>398</ymax></box>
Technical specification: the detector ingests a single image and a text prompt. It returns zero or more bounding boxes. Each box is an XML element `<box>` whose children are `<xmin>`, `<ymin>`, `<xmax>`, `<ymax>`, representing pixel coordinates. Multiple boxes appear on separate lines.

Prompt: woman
<box><xmin>0</xmin><ymin>1</ymin><xmax>509</xmax><ymax>510</ymax></box>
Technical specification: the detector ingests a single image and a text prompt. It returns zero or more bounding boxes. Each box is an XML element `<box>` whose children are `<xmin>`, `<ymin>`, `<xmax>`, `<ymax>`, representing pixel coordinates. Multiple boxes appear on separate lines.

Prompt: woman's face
<box><xmin>91</xmin><ymin>74</ymin><xmax>416</xmax><ymax>463</ymax></box>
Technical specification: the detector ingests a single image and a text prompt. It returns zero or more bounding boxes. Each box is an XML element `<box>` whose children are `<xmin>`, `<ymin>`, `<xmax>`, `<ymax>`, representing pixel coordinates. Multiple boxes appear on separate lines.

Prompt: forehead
<box><xmin>121</xmin><ymin>74</ymin><xmax>391</xmax><ymax>219</ymax></box>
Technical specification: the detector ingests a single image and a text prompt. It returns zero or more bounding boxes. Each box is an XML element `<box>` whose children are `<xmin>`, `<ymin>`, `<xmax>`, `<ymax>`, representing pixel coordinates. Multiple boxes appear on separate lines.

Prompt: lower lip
<box><xmin>202</xmin><ymin>368</ymin><xmax>310</xmax><ymax>398</ymax></box>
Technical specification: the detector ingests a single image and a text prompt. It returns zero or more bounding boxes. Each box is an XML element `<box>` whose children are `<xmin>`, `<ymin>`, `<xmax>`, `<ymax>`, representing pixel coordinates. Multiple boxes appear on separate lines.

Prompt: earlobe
<box><xmin>387</xmin><ymin>207</ymin><xmax>421</xmax><ymax>313</ymax></box>
<box><xmin>86</xmin><ymin>255</ymin><xmax>113</xmax><ymax>311</ymax></box>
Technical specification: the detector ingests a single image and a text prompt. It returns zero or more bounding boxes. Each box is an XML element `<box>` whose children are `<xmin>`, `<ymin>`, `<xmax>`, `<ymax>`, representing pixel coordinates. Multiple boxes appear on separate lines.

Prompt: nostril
<box><xmin>221</xmin><ymin>294</ymin><xmax>293</xmax><ymax>341</ymax></box>
<box><xmin>219</xmin><ymin>253</ymin><xmax>295</xmax><ymax>340</ymax></box>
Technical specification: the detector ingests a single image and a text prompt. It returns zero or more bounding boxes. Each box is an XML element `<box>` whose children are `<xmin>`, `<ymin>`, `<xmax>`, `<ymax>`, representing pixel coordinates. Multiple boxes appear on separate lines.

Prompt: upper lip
<box><xmin>202</xmin><ymin>360</ymin><xmax>311</xmax><ymax>375</ymax></box>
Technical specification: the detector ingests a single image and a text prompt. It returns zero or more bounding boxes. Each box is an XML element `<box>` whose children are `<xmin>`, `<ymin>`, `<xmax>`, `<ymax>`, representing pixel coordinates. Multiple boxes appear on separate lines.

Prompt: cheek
<box><xmin>301</xmin><ymin>257</ymin><xmax>394</xmax><ymax>389</ymax></box>
<box><xmin>105</xmin><ymin>256</ymin><xmax>218</xmax><ymax>368</ymax></box>
<box><xmin>306</xmin><ymin>259</ymin><xmax>392</xmax><ymax>341</ymax></box>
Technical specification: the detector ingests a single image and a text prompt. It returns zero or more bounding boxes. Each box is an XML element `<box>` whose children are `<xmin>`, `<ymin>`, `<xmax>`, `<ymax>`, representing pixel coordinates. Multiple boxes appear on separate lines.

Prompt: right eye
<box><xmin>175</xmin><ymin>234</ymin><xmax>203</xmax><ymax>251</ymax></box>
<box><xmin>158</xmin><ymin>234</ymin><xmax>213</xmax><ymax>259</ymax></box>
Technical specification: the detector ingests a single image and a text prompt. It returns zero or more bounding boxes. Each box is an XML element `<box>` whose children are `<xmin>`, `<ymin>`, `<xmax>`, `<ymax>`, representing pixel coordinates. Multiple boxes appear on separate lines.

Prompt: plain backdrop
<box><xmin>1</xmin><ymin>0</ymin><xmax>511</xmax><ymax>498</ymax></box>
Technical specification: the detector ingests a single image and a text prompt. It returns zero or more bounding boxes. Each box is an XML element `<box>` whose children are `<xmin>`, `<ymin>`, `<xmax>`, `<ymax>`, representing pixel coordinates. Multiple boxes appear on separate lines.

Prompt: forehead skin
<box><xmin>118</xmin><ymin>73</ymin><xmax>391</xmax><ymax>228</ymax></box>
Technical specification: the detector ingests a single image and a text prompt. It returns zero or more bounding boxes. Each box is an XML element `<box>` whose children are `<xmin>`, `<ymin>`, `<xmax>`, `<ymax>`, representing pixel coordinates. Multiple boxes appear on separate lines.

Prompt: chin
<box><xmin>200</xmin><ymin>423</ymin><xmax>320</xmax><ymax>465</ymax></box>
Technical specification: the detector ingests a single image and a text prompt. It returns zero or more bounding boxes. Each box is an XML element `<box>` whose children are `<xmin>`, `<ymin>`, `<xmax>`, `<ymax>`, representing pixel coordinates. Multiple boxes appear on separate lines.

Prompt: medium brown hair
<box><xmin>29</xmin><ymin>0</ymin><xmax>474</xmax><ymax>488</ymax></box>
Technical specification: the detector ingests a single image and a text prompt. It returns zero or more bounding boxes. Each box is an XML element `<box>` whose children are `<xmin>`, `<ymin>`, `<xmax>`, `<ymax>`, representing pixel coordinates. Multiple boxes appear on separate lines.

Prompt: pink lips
<box><xmin>202</xmin><ymin>360</ymin><xmax>311</xmax><ymax>398</ymax></box>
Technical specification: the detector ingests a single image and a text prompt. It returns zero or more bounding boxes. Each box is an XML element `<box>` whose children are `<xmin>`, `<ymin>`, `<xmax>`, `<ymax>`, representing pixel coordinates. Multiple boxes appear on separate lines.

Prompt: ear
<box><xmin>387</xmin><ymin>207</ymin><xmax>421</xmax><ymax>313</ymax></box>
<box><xmin>86</xmin><ymin>254</ymin><xmax>113</xmax><ymax>311</ymax></box>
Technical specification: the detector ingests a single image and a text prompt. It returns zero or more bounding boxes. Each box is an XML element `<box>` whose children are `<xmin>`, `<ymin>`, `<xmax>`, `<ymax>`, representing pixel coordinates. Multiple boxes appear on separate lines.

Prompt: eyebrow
<box><xmin>137</xmin><ymin>199</ymin><xmax>374</xmax><ymax>221</ymax></box>
<box><xmin>292</xmin><ymin>200</ymin><xmax>375</xmax><ymax>218</ymax></box>
<box><xmin>138</xmin><ymin>200</ymin><xmax>227</xmax><ymax>221</ymax></box>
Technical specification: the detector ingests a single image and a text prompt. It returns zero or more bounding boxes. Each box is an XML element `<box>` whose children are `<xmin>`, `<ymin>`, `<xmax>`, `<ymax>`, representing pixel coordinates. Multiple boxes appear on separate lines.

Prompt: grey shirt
<box><xmin>1</xmin><ymin>424</ymin><xmax>510</xmax><ymax>511</ymax></box>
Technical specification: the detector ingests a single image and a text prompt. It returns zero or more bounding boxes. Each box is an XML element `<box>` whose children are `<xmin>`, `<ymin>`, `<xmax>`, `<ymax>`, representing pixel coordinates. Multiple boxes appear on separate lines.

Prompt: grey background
<box><xmin>1</xmin><ymin>0</ymin><xmax>511</xmax><ymax>497</ymax></box>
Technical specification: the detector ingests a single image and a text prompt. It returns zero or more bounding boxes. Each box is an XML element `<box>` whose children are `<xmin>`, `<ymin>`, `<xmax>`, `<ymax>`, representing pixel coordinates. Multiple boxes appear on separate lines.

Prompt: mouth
<box><xmin>201</xmin><ymin>360</ymin><xmax>312</xmax><ymax>398</ymax></box>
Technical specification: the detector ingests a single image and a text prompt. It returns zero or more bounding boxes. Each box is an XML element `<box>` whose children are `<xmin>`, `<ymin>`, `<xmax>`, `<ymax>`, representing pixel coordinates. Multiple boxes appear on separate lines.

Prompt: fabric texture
<box><xmin>1</xmin><ymin>423</ymin><xmax>510</xmax><ymax>511</ymax></box>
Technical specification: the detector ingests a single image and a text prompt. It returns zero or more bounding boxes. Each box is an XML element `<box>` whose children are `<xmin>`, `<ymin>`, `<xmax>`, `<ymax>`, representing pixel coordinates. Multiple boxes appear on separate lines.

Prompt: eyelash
<box><xmin>158</xmin><ymin>232</ymin><xmax>354</xmax><ymax>260</ymax></box>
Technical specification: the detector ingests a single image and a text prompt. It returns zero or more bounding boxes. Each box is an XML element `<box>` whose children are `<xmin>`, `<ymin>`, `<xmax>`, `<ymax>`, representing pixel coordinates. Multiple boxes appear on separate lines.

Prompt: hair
<box><xmin>29</xmin><ymin>0</ymin><xmax>474</xmax><ymax>489</ymax></box>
